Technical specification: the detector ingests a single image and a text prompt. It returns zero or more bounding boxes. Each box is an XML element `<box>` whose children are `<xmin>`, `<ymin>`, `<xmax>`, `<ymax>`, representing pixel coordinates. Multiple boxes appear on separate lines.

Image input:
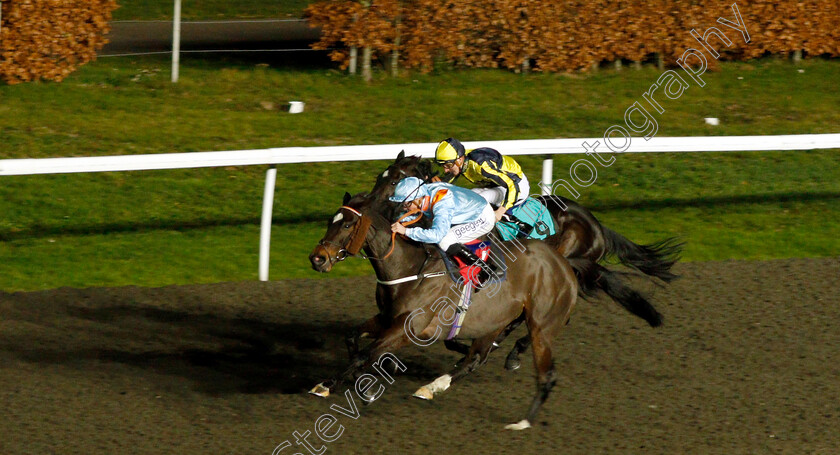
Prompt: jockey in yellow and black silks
<box><xmin>434</xmin><ymin>137</ymin><xmax>530</xmax><ymax>222</ymax></box>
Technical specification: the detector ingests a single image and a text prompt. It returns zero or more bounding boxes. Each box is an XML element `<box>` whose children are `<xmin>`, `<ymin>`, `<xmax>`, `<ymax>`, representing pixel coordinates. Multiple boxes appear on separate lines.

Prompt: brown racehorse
<box><xmin>369</xmin><ymin>152</ymin><xmax>683</xmax><ymax>369</ymax></box>
<box><xmin>309</xmin><ymin>192</ymin><xmax>588</xmax><ymax>429</ymax></box>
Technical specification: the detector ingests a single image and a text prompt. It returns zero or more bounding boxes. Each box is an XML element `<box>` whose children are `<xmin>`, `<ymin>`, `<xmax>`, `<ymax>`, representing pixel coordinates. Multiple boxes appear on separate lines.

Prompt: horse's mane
<box><xmin>347</xmin><ymin>192</ymin><xmax>397</xmax><ymax>228</ymax></box>
<box><xmin>397</xmin><ymin>155</ymin><xmax>435</xmax><ymax>180</ymax></box>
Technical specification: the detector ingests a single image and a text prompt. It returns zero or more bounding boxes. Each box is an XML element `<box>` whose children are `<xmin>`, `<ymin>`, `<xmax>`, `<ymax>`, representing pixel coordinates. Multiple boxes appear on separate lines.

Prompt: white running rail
<box><xmin>2</xmin><ymin>133</ymin><xmax>839</xmax><ymax>281</ymax></box>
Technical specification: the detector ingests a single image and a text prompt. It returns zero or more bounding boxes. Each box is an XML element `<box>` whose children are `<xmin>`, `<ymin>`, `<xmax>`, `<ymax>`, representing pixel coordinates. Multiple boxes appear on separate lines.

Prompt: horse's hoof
<box><xmin>505</xmin><ymin>358</ymin><xmax>521</xmax><ymax>371</ymax></box>
<box><xmin>360</xmin><ymin>390</ymin><xmax>378</xmax><ymax>405</ymax></box>
<box><xmin>504</xmin><ymin>419</ymin><xmax>532</xmax><ymax>430</ymax></box>
<box><xmin>412</xmin><ymin>386</ymin><xmax>434</xmax><ymax>400</ymax></box>
<box><xmin>309</xmin><ymin>383</ymin><xmax>330</xmax><ymax>398</ymax></box>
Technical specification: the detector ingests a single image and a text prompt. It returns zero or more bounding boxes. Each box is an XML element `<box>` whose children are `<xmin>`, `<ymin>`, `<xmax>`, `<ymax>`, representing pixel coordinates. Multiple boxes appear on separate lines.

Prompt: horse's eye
<box><xmin>391</xmin><ymin>181</ymin><xmax>397</xmax><ymax>185</ymax></box>
<box><xmin>343</xmin><ymin>223</ymin><xmax>352</xmax><ymax>229</ymax></box>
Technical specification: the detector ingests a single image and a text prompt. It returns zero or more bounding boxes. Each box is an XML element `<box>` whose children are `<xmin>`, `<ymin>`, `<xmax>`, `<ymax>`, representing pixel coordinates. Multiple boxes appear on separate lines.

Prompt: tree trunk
<box><xmin>360</xmin><ymin>0</ymin><xmax>372</xmax><ymax>81</ymax></box>
<box><xmin>391</xmin><ymin>10</ymin><xmax>401</xmax><ymax>77</ymax></box>
<box><xmin>349</xmin><ymin>47</ymin><xmax>358</xmax><ymax>75</ymax></box>
<box><xmin>656</xmin><ymin>53</ymin><xmax>664</xmax><ymax>71</ymax></box>
<box><xmin>792</xmin><ymin>49</ymin><xmax>802</xmax><ymax>64</ymax></box>
<box><xmin>633</xmin><ymin>60</ymin><xmax>642</xmax><ymax>70</ymax></box>
<box><xmin>614</xmin><ymin>59</ymin><xmax>623</xmax><ymax>71</ymax></box>
<box><xmin>347</xmin><ymin>8</ymin><xmax>361</xmax><ymax>75</ymax></box>
<box><xmin>362</xmin><ymin>46</ymin><xmax>372</xmax><ymax>82</ymax></box>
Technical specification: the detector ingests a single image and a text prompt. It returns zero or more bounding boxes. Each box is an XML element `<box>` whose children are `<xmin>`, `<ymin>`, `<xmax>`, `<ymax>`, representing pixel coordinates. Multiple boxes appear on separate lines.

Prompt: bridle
<box><xmin>317</xmin><ymin>205</ymin><xmax>373</xmax><ymax>263</ymax></box>
<box><xmin>317</xmin><ymin>196</ymin><xmax>448</xmax><ymax>287</ymax></box>
<box><xmin>318</xmin><ymin>203</ymin><xmax>426</xmax><ymax>264</ymax></box>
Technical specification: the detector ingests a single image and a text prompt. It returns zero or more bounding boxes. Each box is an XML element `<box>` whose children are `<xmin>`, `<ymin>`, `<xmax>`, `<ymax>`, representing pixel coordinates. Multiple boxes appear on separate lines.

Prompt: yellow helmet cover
<box><xmin>435</xmin><ymin>138</ymin><xmax>465</xmax><ymax>163</ymax></box>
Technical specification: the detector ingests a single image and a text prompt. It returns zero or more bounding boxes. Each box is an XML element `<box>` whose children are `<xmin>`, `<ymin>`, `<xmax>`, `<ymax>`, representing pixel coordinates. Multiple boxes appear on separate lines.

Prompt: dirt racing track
<box><xmin>1</xmin><ymin>257</ymin><xmax>839</xmax><ymax>454</ymax></box>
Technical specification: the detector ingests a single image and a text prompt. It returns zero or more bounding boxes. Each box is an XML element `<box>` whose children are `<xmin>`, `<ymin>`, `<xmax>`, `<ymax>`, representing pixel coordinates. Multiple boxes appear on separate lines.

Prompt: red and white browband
<box><xmin>340</xmin><ymin>206</ymin><xmax>363</xmax><ymax>217</ymax></box>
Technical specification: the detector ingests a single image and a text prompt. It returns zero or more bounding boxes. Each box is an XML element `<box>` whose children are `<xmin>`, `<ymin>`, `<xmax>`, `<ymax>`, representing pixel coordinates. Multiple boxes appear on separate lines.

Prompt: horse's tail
<box><xmin>566</xmin><ymin>257</ymin><xmax>601</xmax><ymax>298</ymax></box>
<box><xmin>602</xmin><ymin>226</ymin><xmax>684</xmax><ymax>283</ymax></box>
<box><xmin>595</xmin><ymin>264</ymin><xmax>663</xmax><ymax>327</ymax></box>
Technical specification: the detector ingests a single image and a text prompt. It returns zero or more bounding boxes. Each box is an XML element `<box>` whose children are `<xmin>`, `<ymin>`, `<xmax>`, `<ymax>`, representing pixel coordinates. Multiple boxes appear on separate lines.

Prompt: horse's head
<box><xmin>370</xmin><ymin>150</ymin><xmax>437</xmax><ymax>203</ymax></box>
<box><xmin>310</xmin><ymin>192</ymin><xmax>376</xmax><ymax>273</ymax></box>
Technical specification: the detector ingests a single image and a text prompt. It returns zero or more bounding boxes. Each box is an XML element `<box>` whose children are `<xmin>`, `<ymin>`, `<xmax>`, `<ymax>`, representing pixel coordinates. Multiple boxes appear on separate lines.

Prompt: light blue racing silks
<box><xmin>390</xmin><ymin>177</ymin><xmax>490</xmax><ymax>245</ymax></box>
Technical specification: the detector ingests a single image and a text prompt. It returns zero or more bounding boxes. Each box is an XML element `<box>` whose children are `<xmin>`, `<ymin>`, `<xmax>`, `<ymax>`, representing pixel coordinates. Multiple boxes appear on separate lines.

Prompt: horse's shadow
<box><xmin>0</xmin><ymin>287</ymin><xmax>442</xmax><ymax>396</ymax></box>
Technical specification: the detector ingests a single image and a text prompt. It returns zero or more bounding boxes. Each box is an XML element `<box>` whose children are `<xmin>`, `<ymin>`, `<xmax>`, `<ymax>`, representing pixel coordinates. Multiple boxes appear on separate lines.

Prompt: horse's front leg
<box><xmin>346</xmin><ymin>314</ymin><xmax>384</xmax><ymax>359</ymax></box>
<box><xmin>311</xmin><ymin>314</ymin><xmax>415</xmax><ymax>399</ymax></box>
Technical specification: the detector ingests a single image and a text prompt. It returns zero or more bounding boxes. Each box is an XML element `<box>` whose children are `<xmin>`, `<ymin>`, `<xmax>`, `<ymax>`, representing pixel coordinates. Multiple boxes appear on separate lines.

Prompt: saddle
<box><xmin>438</xmin><ymin>239</ymin><xmax>507</xmax><ymax>287</ymax></box>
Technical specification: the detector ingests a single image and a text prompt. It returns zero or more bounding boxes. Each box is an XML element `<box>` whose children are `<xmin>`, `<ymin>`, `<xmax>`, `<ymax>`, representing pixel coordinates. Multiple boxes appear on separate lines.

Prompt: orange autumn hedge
<box><xmin>0</xmin><ymin>0</ymin><xmax>118</xmax><ymax>84</ymax></box>
<box><xmin>306</xmin><ymin>0</ymin><xmax>840</xmax><ymax>72</ymax></box>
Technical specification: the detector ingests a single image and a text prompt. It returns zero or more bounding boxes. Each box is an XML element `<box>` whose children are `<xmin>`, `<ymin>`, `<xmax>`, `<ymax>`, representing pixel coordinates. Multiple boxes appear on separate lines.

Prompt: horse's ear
<box><xmin>395</xmin><ymin>150</ymin><xmax>405</xmax><ymax>163</ymax></box>
<box><xmin>343</xmin><ymin>192</ymin><xmax>352</xmax><ymax>205</ymax></box>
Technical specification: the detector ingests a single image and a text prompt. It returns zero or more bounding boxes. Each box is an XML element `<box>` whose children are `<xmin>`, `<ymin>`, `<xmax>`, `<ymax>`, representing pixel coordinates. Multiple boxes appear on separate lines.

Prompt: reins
<box><xmin>319</xmin><ymin>168</ymin><xmax>451</xmax><ymax>285</ymax></box>
<box><xmin>381</xmin><ymin>206</ymin><xmax>424</xmax><ymax>260</ymax></box>
<box><xmin>321</xmin><ymin>203</ymin><xmax>445</xmax><ymax>287</ymax></box>
<box><xmin>322</xmin><ymin>205</ymin><xmax>424</xmax><ymax>262</ymax></box>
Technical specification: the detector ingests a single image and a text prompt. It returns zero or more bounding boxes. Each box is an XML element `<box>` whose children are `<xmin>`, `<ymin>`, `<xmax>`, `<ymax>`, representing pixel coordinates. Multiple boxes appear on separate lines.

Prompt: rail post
<box><xmin>259</xmin><ymin>165</ymin><xmax>277</xmax><ymax>281</ymax></box>
<box><xmin>171</xmin><ymin>0</ymin><xmax>181</xmax><ymax>83</ymax></box>
<box><xmin>541</xmin><ymin>158</ymin><xmax>553</xmax><ymax>195</ymax></box>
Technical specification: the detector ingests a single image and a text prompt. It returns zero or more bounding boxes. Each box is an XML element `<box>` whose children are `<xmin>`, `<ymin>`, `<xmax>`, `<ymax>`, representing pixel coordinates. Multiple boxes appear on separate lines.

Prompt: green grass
<box><xmin>1</xmin><ymin>57</ymin><xmax>839</xmax><ymax>291</ymax></box>
<box><xmin>113</xmin><ymin>0</ymin><xmax>317</xmax><ymax>20</ymax></box>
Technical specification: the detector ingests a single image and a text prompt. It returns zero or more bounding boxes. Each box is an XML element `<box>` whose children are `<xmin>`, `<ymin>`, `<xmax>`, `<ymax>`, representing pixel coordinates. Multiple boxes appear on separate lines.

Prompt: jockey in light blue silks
<box><xmin>389</xmin><ymin>177</ymin><xmax>498</xmax><ymax>284</ymax></box>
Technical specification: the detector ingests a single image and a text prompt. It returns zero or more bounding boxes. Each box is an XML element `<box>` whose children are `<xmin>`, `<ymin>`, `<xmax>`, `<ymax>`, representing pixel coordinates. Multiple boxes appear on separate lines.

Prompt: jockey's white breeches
<box><xmin>437</xmin><ymin>204</ymin><xmax>496</xmax><ymax>251</ymax></box>
<box><xmin>470</xmin><ymin>175</ymin><xmax>530</xmax><ymax>209</ymax></box>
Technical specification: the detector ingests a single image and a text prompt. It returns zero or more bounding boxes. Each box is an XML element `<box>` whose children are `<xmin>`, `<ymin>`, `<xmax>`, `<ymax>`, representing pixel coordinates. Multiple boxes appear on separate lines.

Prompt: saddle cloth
<box><xmin>495</xmin><ymin>197</ymin><xmax>556</xmax><ymax>241</ymax></box>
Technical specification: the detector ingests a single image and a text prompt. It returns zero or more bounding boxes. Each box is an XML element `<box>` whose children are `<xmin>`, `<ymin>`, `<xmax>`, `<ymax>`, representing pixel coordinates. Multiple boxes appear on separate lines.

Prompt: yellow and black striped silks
<box><xmin>459</xmin><ymin>147</ymin><xmax>525</xmax><ymax>209</ymax></box>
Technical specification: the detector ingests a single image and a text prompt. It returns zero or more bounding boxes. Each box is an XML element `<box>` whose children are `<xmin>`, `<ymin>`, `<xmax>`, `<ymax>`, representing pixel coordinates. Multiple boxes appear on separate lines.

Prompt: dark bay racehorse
<box><xmin>309</xmin><ymin>192</ymin><xmax>585</xmax><ymax>429</ymax></box>
<box><xmin>369</xmin><ymin>152</ymin><xmax>683</xmax><ymax>368</ymax></box>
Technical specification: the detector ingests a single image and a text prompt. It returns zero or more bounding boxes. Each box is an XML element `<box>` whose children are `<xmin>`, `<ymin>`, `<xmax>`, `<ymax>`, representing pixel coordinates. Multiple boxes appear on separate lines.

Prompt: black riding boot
<box><xmin>502</xmin><ymin>213</ymin><xmax>533</xmax><ymax>239</ymax></box>
<box><xmin>445</xmin><ymin>243</ymin><xmax>499</xmax><ymax>289</ymax></box>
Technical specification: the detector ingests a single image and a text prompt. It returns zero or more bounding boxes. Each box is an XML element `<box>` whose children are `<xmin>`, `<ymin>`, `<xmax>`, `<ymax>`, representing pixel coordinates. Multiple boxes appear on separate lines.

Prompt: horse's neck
<box><xmin>364</xmin><ymin>223</ymin><xmax>428</xmax><ymax>282</ymax></box>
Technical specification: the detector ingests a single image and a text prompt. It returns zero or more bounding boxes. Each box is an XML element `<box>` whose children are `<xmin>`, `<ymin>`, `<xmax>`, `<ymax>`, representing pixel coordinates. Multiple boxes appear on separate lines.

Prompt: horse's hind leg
<box><xmin>486</xmin><ymin>313</ymin><xmax>531</xmax><ymax>370</ymax></box>
<box><xmin>505</xmin><ymin>314</ymin><xmax>575</xmax><ymax>371</ymax></box>
<box><xmin>449</xmin><ymin>314</ymin><xmax>525</xmax><ymax>367</ymax></box>
<box><xmin>504</xmin><ymin>334</ymin><xmax>531</xmax><ymax>371</ymax></box>
<box><xmin>505</xmin><ymin>325</ymin><xmax>557</xmax><ymax>430</ymax></box>
<box><xmin>493</xmin><ymin>312</ymin><xmax>525</xmax><ymax>346</ymax></box>
<box><xmin>506</xmin><ymin>287</ymin><xmax>574</xmax><ymax>431</ymax></box>
<box><xmin>413</xmin><ymin>331</ymin><xmax>500</xmax><ymax>400</ymax></box>
<box><xmin>443</xmin><ymin>339</ymin><xmax>470</xmax><ymax>356</ymax></box>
